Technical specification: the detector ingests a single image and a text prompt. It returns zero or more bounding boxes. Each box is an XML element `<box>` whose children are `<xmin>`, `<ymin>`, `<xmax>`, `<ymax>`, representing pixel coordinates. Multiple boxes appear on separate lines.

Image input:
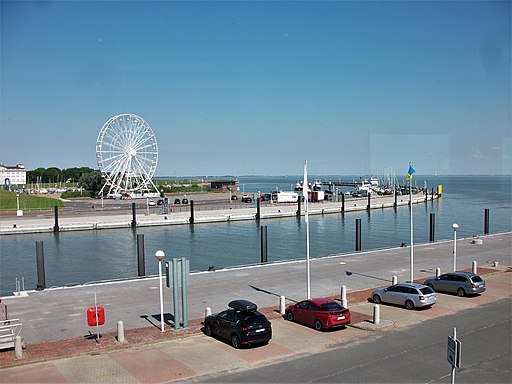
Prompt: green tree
<box><xmin>78</xmin><ymin>171</ymin><xmax>103</xmax><ymax>195</ymax></box>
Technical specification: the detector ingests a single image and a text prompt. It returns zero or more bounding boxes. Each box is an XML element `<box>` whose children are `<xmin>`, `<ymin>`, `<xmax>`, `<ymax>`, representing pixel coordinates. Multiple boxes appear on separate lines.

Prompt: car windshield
<box><xmin>420</xmin><ymin>287</ymin><xmax>435</xmax><ymax>294</ymax></box>
<box><xmin>321</xmin><ymin>302</ymin><xmax>344</xmax><ymax>311</ymax></box>
<box><xmin>471</xmin><ymin>276</ymin><xmax>483</xmax><ymax>283</ymax></box>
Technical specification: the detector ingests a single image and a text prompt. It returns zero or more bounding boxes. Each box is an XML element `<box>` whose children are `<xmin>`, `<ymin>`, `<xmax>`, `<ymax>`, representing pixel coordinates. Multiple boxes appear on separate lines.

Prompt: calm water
<box><xmin>0</xmin><ymin>175</ymin><xmax>510</xmax><ymax>296</ymax></box>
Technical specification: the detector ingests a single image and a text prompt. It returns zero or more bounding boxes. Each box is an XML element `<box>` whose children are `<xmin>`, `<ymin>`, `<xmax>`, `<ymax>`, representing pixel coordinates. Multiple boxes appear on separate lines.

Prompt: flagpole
<box><xmin>304</xmin><ymin>160</ymin><xmax>311</xmax><ymax>299</ymax></box>
<box><xmin>409</xmin><ymin>165</ymin><xmax>414</xmax><ymax>283</ymax></box>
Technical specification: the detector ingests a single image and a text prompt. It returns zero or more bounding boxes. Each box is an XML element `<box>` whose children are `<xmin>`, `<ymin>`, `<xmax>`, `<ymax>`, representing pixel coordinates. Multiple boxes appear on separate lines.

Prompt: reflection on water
<box><xmin>0</xmin><ymin>175</ymin><xmax>510</xmax><ymax>296</ymax></box>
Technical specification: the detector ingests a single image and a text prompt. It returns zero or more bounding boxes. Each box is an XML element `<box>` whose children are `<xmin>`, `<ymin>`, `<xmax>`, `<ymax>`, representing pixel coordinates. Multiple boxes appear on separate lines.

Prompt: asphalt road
<box><xmin>192</xmin><ymin>298</ymin><xmax>512</xmax><ymax>384</ymax></box>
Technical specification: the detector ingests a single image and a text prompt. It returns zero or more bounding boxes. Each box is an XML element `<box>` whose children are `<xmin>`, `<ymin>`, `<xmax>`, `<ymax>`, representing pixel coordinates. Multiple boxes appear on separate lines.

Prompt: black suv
<box><xmin>204</xmin><ymin>299</ymin><xmax>272</xmax><ymax>348</ymax></box>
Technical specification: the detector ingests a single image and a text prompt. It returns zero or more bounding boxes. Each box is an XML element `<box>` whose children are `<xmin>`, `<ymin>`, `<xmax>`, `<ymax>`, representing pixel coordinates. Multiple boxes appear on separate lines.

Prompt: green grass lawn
<box><xmin>0</xmin><ymin>190</ymin><xmax>65</xmax><ymax>211</ymax></box>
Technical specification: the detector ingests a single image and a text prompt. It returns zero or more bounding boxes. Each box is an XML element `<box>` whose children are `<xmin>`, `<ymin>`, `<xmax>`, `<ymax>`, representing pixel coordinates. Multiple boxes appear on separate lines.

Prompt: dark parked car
<box><xmin>371</xmin><ymin>283</ymin><xmax>437</xmax><ymax>310</ymax></box>
<box><xmin>204</xmin><ymin>300</ymin><xmax>272</xmax><ymax>348</ymax></box>
<box><xmin>285</xmin><ymin>298</ymin><xmax>350</xmax><ymax>331</ymax></box>
<box><xmin>231</xmin><ymin>194</ymin><xmax>238</xmax><ymax>200</ymax></box>
<box><xmin>173</xmin><ymin>198</ymin><xmax>181</xmax><ymax>204</ymax></box>
<box><xmin>424</xmin><ymin>272</ymin><xmax>486</xmax><ymax>297</ymax></box>
<box><xmin>181</xmin><ymin>198</ymin><xmax>188</xmax><ymax>204</ymax></box>
<box><xmin>241</xmin><ymin>195</ymin><xmax>253</xmax><ymax>203</ymax></box>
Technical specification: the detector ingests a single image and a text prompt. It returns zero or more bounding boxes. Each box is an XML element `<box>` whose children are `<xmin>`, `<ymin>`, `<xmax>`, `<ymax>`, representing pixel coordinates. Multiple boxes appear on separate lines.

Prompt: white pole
<box><xmin>410</xmin><ymin>176</ymin><xmax>414</xmax><ymax>282</ymax></box>
<box><xmin>304</xmin><ymin>160</ymin><xmax>311</xmax><ymax>299</ymax></box>
<box><xmin>451</xmin><ymin>327</ymin><xmax>457</xmax><ymax>384</ymax></box>
<box><xmin>453</xmin><ymin>224</ymin><xmax>459</xmax><ymax>272</ymax></box>
<box><xmin>158</xmin><ymin>259</ymin><xmax>164</xmax><ymax>332</ymax></box>
<box><xmin>94</xmin><ymin>289</ymin><xmax>99</xmax><ymax>340</ymax></box>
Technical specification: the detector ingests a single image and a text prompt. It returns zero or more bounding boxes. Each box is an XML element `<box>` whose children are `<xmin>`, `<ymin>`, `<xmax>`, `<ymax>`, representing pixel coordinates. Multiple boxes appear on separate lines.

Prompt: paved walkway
<box><xmin>1</xmin><ymin>268</ymin><xmax>510</xmax><ymax>383</ymax></box>
<box><xmin>0</xmin><ymin>232</ymin><xmax>510</xmax><ymax>381</ymax></box>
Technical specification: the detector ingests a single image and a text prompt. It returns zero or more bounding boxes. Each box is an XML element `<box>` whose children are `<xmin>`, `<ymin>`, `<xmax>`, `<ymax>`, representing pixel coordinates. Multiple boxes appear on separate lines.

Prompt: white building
<box><xmin>0</xmin><ymin>163</ymin><xmax>27</xmax><ymax>186</ymax></box>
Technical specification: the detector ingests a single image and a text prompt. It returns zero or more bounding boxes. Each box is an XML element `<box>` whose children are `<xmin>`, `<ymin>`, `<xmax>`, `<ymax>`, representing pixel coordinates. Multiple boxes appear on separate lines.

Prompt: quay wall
<box><xmin>0</xmin><ymin>194</ymin><xmax>436</xmax><ymax>235</ymax></box>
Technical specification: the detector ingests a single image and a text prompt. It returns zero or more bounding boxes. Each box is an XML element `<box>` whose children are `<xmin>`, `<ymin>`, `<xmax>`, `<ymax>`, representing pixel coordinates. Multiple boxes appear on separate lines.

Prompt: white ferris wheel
<box><xmin>96</xmin><ymin>113</ymin><xmax>159</xmax><ymax>197</ymax></box>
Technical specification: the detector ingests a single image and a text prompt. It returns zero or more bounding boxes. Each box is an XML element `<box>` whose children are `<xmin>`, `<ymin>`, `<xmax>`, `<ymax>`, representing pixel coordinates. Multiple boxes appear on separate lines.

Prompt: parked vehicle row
<box><xmin>371</xmin><ymin>271</ymin><xmax>486</xmax><ymax>310</ymax></box>
<box><xmin>205</xmin><ymin>272</ymin><xmax>486</xmax><ymax>349</ymax></box>
<box><xmin>204</xmin><ymin>298</ymin><xmax>351</xmax><ymax>349</ymax></box>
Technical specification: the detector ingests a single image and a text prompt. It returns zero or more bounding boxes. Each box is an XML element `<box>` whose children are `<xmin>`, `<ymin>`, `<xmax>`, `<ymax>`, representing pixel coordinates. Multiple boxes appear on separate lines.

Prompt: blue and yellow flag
<box><xmin>407</xmin><ymin>163</ymin><xmax>416</xmax><ymax>180</ymax></box>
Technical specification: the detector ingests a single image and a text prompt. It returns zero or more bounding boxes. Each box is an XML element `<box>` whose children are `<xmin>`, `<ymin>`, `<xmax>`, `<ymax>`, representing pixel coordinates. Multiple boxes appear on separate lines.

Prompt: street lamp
<box><xmin>452</xmin><ymin>223</ymin><xmax>459</xmax><ymax>272</ymax></box>
<box><xmin>155</xmin><ymin>250</ymin><xmax>165</xmax><ymax>332</ymax></box>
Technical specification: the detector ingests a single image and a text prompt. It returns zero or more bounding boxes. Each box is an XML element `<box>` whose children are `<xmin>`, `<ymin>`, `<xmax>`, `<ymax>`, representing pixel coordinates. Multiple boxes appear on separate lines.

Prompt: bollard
<box><xmin>131</xmin><ymin>202</ymin><xmax>137</xmax><ymax>228</ymax></box>
<box><xmin>355</xmin><ymin>218</ymin><xmax>361</xmax><ymax>251</ymax></box>
<box><xmin>367</xmin><ymin>193</ymin><xmax>371</xmax><ymax>210</ymax></box>
<box><xmin>53</xmin><ymin>206</ymin><xmax>59</xmax><ymax>232</ymax></box>
<box><xmin>260</xmin><ymin>225</ymin><xmax>268</xmax><ymax>263</ymax></box>
<box><xmin>484</xmin><ymin>209</ymin><xmax>489</xmax><ymax>235</ymax></box>
<box><xmin>429</xmin><ymin>212</ymin><xmax>435</xmax><ymax>242</ymax></box>
<box><xmin>117</xmin><ymin>320</ymin><xmax>125</xmax><ymax>343</ymax></box>
<box><xmin>15</xmin><ymin>335</ymin><xmax>23</xmax><ymax>358</ymax></box>
<box><xmin>341</xmin><ymin>285</ymin><xmax>347</xmax><ymax>308</ymax></box>
<box><xmin>472</xmin><ymin>261</ymin><xmax>477</xmax><ymax>274</ymax></box>
<box><xmin>256</xmin><ymin>198</ymin><xmax>261</xmax><ymax>220</ymax></box>
<box><xmin>36</xmin><ymin>241</ymin><xmax>46</xmax><ymax>291</ymax></box>
<box><xmin>436</xmin><ymin>267</ymin><xmax>441</xmax><ymax>277</ymax></box>
<box><xmin>341</xmin><ymin>193</ymin><xmax>345</xmax><ymax>213</ymax></box>
<box><xmin>190</xmin><ymin>200</ymin><xmax>195</xmax><ymax>224</ymax></box>
<box><xmin>373</xmin><ymin>304</ymin><xmax>380</xmax><ymax>325</ymax></box>
<box><xmin>279</xmin><ymin>295</ymin><xmax>286</xmax><ymax>315</ymax></box>
<box><xmin>205</xmin><ymin>306</ymin><xmax>212</xmax><ymax>317</ymax></box>
<box><xmin>137</xmin><ymin>234</ymin><xmax>146</xmax><ymax>277</ymax></box>
<box><xmin>392</xmin><ymin>276</ymin><xmax>397</xmax><ymax>285</ymax></box>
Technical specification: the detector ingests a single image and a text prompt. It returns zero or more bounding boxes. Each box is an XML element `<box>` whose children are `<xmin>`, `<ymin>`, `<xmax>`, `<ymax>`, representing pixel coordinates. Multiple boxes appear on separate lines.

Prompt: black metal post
<box><xmin>256</xmin><ymin>197</ymin><xmax>261</xmax><ymax>220</ymax></box>
<box><xmin>355</xmin><ymin>218</ymin><xmax>361</xmax><ymax>251</ymax></box>
<box><xmin>260</xmin><ymin>225</ymin><xmax>268</xmax><ymax>263</ymax></box>
<box><xmin>53</xmin><ymin>206</ymin><xmax>59</xmax><ymax>232</ymax></box>
<box><xmin>484</xmin><ymin>209</ymin><xmax>489</xmax><ymax>235</ymax></box>
<box><xmin>36</xmin><ymin>241</ymin><xmax>46</xmax><ymax>290</ymax></box>
<box><xmin>137</xmin><ymin>234</ymin><xmax>145</xmax><ymax>277</ymax></box>
<box><xmin>367</xmin><ymin>193</ymin><xmax>371</xmax><ymax>210</ymax></box>
<box><xmin>394</xmin><ymin>188</ymin><xmax>398</xmax><ymax>207</ymax></box>
<box><xmin>431</xmin><ymin>188</ymin><xmax>434</xmax><ymax>201</ymax></box>
<box><xmin>429</xmin><ymin>213</ymin><xmax>435</xmax><ymax>242</ymax></box>
<box><xmin>297</xmin><ymin>197</ymin><xmax>301</xmax><ymax>217</ymax></box>
<box><xmin>341</xmin><ymin>193</ymin><xmax>345</xmax><ymax>213</ymax></box>
<box><xmin>190</xmin><ymin>200</ymin><xmax>194</xmax><ymax>224</ymax></box>
<box><xmin>131</xmin><ymin>202</ymin><xmax>136</xmax><ymax>228</ymax></box>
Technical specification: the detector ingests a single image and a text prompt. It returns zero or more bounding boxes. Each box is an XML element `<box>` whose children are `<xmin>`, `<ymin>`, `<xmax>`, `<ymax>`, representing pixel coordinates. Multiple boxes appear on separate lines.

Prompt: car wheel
<box><xmin>405</xmin><ymin>300</ymin><xmax>415</xmax><ymax>310</ymax></box>
<box><xmin>372</xmin><ymin>294</ymin><xmax>382</xmax><ymax>304</ymax></box>
<box><xmin>457</xmin><ymin>288</ymin><xmax>466</xmax><ymax>297</ymax></box>
<box><xmin>231</xmin><ymin>334</ymin><xmax>241</xmax><ymax>349</ymax></box>
<box><xmin>204</xmin><ymin>323</ymin><xmax>213</xmax><ymax>337</ymax></box>
<box><xmin>286</xmin><ymin>311</ymin><xmax>294</xmax><ymax>322</ymax></box>
<box><xmin>314</xmin><ymin>320</ymin><xmax>323</xmax><ymax>331</ymax></box>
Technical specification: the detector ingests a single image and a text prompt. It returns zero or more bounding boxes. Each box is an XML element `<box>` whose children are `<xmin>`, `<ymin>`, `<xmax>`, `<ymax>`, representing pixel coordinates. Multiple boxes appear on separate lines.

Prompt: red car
<box><xmin>285</xmin><ymin>298</ymin><xmax>350</xmax><ymax>331</ymax></box>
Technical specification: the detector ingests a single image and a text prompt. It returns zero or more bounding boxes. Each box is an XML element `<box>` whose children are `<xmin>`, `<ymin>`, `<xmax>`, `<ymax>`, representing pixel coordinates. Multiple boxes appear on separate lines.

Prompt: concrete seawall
<box><xmin>0</xmin><ymin>194</ymin><xmax>436</xmax><ymax>235</ymax></box>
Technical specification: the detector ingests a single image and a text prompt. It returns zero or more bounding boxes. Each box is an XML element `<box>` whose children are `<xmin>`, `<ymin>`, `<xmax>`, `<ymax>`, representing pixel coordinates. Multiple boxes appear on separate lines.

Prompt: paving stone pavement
<box><xmin>1</xmin><ymin>267</ymin><xmax>510</xmax><ymax>383</ymax></box>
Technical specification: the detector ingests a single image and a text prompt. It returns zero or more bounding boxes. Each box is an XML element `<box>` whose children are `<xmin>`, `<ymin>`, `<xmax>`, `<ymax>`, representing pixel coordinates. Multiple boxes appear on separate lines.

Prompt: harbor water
<box><xmin>0</xmin><ymin>175</ymin><xmax>510</xmax><ymax>296</ymax></box>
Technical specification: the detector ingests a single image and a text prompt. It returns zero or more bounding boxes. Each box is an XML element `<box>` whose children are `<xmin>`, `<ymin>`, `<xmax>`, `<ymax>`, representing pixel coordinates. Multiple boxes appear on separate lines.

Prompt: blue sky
<box><xmin>1</xmin><ymin>0</ymin><xmax>510</xmax><ymax>176</ymax></box>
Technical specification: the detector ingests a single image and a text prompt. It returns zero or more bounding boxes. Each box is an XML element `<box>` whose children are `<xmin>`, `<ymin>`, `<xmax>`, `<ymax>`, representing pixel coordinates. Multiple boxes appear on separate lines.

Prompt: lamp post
<box><xmin>452</xmin><ymin>223</ymin><xmax>459</xmax><ymax>272</ymax></box>
<box><xmin>155</xmin><ymin>250</ymin><xmax>165</xmax><ymax>332</ymax></box>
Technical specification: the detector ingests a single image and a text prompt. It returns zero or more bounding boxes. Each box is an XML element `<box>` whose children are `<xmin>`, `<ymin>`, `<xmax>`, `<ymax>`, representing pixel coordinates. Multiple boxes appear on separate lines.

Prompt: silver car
<box><xmin>371</xmin><ymin>283</ymin><xmax>437</xmax><ymax>310</ymax></box>
<box><xmin>424</xmin><ymin>272</ymin><xmax>486</xmax><ymax>297</ymax></box>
